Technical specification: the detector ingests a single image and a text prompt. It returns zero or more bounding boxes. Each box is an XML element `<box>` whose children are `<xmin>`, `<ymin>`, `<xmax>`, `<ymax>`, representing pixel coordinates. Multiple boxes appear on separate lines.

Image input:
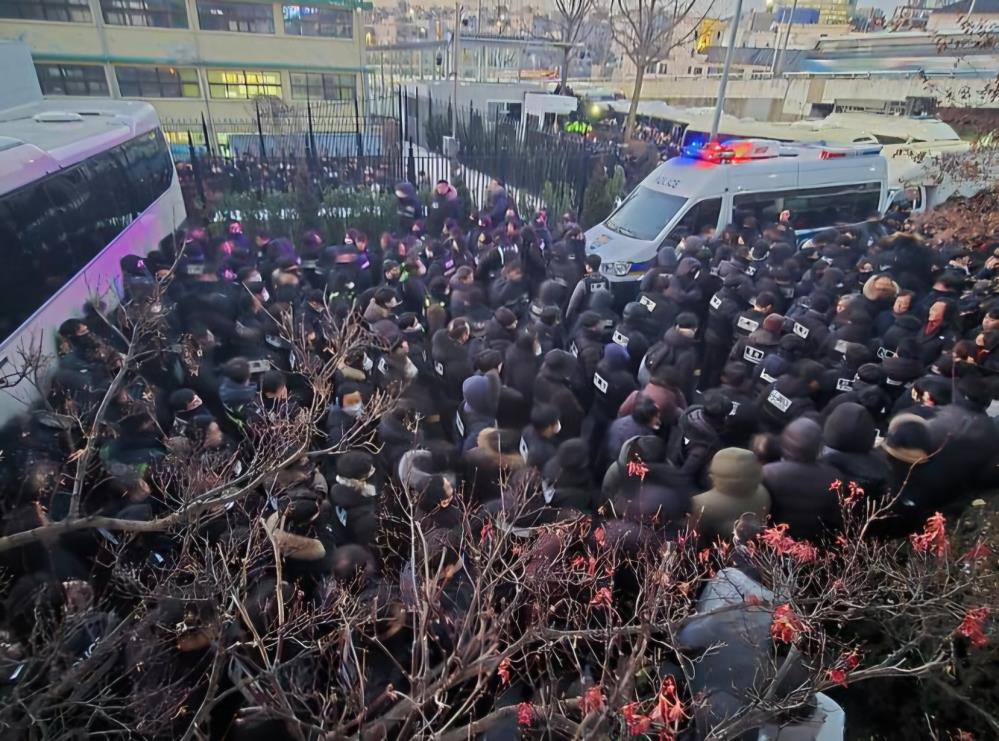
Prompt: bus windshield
<box><xmin>605</xmin><ymin>187</ymin><xmax>687</xmax><ymax>241</ymax></box>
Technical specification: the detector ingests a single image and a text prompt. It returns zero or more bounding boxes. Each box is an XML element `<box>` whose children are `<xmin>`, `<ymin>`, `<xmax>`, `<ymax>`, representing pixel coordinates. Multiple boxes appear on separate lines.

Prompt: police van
<box><xmin>585</xmin><ymin>139</ymin><xmax>889</xmax><ymax>285</ymax></box>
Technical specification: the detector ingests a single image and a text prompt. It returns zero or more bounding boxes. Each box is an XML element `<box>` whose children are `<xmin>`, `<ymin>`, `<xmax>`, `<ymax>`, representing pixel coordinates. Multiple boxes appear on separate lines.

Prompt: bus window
<box><xmin>85</xmin><ymin>151</ymin><xmax>138</xmax><ymax>241</ymax></box>
<box><xmin>121</xmin><ymin>130</ymin><xmax>173</xmax><ymax>213</ymax></box>
<box><xmin>661</xmin><ymin>198</ymin><xmax>722</xmax><ymax>245</ymax></box>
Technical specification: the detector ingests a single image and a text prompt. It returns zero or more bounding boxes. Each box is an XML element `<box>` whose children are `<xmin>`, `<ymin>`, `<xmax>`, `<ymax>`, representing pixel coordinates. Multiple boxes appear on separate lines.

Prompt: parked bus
<box><xmin>0</xmin><ymin>98</ymin><xmax>186</xmax><ymax>422</ymax></box>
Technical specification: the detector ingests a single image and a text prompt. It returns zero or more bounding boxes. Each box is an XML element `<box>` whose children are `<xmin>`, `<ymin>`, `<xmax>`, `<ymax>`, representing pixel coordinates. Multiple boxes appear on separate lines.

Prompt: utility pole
<box><xmin>710</xmin><ymin>0</ymin><xmax>743</xmax><ymax>140</ymax></box>
<box><xmin>773</xmin><ymin>0</ymin><xmax>799</xmax><ymax>78</ymax></box>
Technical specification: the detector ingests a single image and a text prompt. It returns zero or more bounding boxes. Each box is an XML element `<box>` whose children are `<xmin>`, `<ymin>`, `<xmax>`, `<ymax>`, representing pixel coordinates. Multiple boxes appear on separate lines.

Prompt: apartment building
<box><xmin>0</xmin><ymin>0</ymin><xmax>370</xmax><ymax>150</ymax></box>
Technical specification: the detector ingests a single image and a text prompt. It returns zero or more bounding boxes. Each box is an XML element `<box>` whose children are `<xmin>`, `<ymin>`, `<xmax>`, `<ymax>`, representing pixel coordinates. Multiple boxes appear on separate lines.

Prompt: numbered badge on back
<box><xmin>593</xmin><ymin>373</ymin><xmax>608</xmax><ymax>394</ymax></box>
<box><xmin>744</xmin><ymin>346</ymin><xmax>765</xmax><ymax>365</ymax></box>
<box><xmin>767</xmin><ymin>389</ymin><xmax>792</xmax><ymax>413</ymax></box>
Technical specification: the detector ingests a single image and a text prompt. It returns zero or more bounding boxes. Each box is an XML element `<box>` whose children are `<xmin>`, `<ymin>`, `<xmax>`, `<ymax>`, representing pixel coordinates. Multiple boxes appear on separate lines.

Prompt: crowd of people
<box><xmin>2</xmin><ymin>173</ymin><xmax>998</xmax><ymax>735</ymax></box>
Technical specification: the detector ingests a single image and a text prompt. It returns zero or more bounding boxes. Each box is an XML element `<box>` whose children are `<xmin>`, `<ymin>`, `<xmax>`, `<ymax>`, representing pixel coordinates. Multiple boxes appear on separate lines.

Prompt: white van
<box><xmin>585</xmin><ymin>139</ymin><xmax>889</xmax><ymax>283</ymax></box>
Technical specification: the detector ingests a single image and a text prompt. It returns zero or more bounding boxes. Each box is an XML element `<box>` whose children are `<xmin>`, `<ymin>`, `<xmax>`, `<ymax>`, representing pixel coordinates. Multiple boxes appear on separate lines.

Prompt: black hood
<box><xmin>823</xmin><ymin>401</ymin><xmax>876</xmax><ymax>453</ymax></box>
<box><xmin>779</xmin><ymin>418</ymin><xmax>823</xmax><ymax>463</ymax></box>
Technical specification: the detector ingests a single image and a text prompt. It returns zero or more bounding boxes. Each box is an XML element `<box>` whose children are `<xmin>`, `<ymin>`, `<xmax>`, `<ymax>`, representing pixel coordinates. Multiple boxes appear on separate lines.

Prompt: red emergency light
<box><xmin>689</xmin><ymin>139</ymin><xmax>782</xmax><ymax>163</ymax></box>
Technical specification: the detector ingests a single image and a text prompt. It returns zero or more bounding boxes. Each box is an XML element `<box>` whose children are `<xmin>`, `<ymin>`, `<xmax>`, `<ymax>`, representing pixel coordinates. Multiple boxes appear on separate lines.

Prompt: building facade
<box><xmin>767</xmin><ymin>0</ymin><xmax>858</xmax><ymax>25</ymax></box>
<box><xmin>0</xmin><ymin>0</ymin><xmax>370</xmax><ymax>152</ymax></box>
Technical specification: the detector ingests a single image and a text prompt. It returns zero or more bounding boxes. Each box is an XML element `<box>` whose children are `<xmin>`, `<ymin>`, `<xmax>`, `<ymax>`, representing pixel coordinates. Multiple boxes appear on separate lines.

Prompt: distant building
<box><xmin>0</xmin><ymin>0</ymin><xmax>370</xmax><ymax>150</ymax></box>
<box><xmin>367</xmin><ymin>34</ymin><xmax>568</xmax><ymax>90</ymax></box>
<box><xmin>928</xmin><ymin>0</ymin><xmax>999</xmax><ymax>30</ymax></box>
<box><xmin>767</xmin><ymin>0</ymin><xmax>858</xmax><ymax>25</ymax></box>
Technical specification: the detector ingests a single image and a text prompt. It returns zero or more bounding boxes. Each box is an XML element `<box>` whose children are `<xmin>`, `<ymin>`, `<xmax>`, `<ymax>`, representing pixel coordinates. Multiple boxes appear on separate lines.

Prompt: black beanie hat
<box><xmin>556</xmin><ymin>438</ymin><xmax>589</xmax><ymax>471</ymax></box>
<box><xmin>338</xmin><ymin>451</ymin><xmax>374</xmax><ymax>481</ymax></box>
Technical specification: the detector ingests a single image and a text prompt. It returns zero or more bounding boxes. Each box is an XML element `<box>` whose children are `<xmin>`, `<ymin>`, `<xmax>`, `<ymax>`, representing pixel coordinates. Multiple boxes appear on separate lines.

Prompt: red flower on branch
<box><xmin>650</xmin><ymin>677</ymin><xmax>688</xmax><ymax>725</ymax></box>
<box><xmin>626</xmin><ymin>459</ymin><xmax>650</xmax><ymax>481</ymax></box>
<box><xmin>842</xmin><ymin>650</ymin><xmax>862</xmax><ymax>670</ymax></box>
<box><xmin>516</xmin><ymin>702</ymin><xmax>534</xmax><ymax>727</ymax></box>
<box><xmin>844</xmin><ymin>481</ymin><xmax>865</xmax><ymax>505</ymax></box>
<box><xmin>497</xmin><ymin>657</ymin><xmax>511</xmax><ymax>685</ymax></box>
<box><xmin>828</xmin><ymin>479</ymin><xmax>843</xmax><ymax>493</ymax></box>
<box><xmin>760</xmin><ymin>524</ymin><xmax>820</xmax><ymax>563</ymax></box>
<box><xmin>590</xmin><ymin>587</ymin><xmax>614</xmax><ymax>609</ymax></box>
<box><xmin>579</xmin><ymin>685</ymin><xmax>605</xmax><ymax>714</ymax></box>
<box><xmin>480</xmin><ymin>519</ymin><xmax>494</xmax><ymax>542</ymax></box>
<box><xmin>770</xmin><ymin>604</ymin><xmax>805</xmax><ymax>644</ymax></box>
<box><xmin>826</xmin><ymin>668</ymin><xmax>849</xmax><ymax>688</ymax></box>
<box><xmin>622</xmin><ymin>703</ymin><xmax>652</xmax><ymax>735</ymax></box>
<box><xmin>760</xmin><ymin>523</ymin><xmax>790</xmax><ymax>549</ymax></box>
<box><xmin>787</xmin><ymin>540</ymin><xmax>820</xmax><ymax>564</ymax></box>
<box><xmin>594</xmin><ymin>526</ymin><xmax>607</xmax><ymax>549</ymax></box>
<box><xmin>910</xmin><ymin>512</ymin><xmax>948</xmax><ymax>557</ymax></box>
<box><xmin>960</xmin><ymin>541</ymin><xmax>991</xmax><ymax>564</ymax></box>
<box><xmin>956</xmin><ymin>607</ymin><xmax>990</xmax><ymax>648</ymax></box>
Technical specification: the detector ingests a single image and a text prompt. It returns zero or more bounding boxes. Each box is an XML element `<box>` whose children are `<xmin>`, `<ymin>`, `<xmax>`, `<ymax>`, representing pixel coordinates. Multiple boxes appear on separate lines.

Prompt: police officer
<box><xmin>733</xmin><ymin>291</ymin><xmax>777</xmax><ymax>340</ymax></box>
<box><xmin>431</xmin><ymin>318</ymin><xmax>475</xmax><ymax>442</ymax></box>
<box><xmin>571</xmin><ymin>311</ymin><xmax>606</xmax><ymax>389</ymax></box>
<box><xmin>702</xmin><ymin>274</ymin><xmax>745</xmax><ymax>390</ymax></box>
<box><xmin>565</xmin><ymin>254</ymin><xmax>610</xmax><ymax>327</ymax></box>
<box><xmin>394</xmin><ymin>181</ymin><xmax>423</xmax><ymax>234</ymax></box>
<box><xmin>730</xmin><ymin>313</ymin><xmax>785</xmax><ymax>374</ymax></box>
<box><xmin>610</xmin><ymin>302</ymin><xmax>653</xmax><ymax>374</ymax></box>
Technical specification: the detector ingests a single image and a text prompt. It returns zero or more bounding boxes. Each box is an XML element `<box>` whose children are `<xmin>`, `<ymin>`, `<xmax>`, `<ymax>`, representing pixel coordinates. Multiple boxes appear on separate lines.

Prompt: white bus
<box><xmin>585</xmin><ymin>139</ymin><xmax>888</xmax><ymax>284</ymax></box>
<box><xmin>0</xmin><ymin>98</ymin><xmax>186</xmax><ymax>422</ymax></box>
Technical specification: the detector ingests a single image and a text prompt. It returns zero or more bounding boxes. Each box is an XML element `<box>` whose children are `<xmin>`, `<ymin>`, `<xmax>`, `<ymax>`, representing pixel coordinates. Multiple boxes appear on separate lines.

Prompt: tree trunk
<box><xmin>624</xmin><ymin>63</ymin><xmax>646</xmax><ymax>140</ymax></box>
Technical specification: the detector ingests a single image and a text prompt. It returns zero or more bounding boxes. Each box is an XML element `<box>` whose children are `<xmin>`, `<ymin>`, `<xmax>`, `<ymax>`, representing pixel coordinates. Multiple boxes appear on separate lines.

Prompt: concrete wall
<box><xmin>628</xmin><ymin>72</ymin><xmax>999</xmax><ymax>121</ymax></box>
<box><xmin>414</xmin><ymin>80</ymin><xmax>550</xmax><ymax>111</ymax></box>
<box><xmin>927</xmin><ymin>12</ymin><xmax>999</xmax><ymax>32</ymax></box>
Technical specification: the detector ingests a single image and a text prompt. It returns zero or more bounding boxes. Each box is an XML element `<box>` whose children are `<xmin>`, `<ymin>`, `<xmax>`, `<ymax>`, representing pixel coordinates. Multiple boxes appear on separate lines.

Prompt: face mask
<box><xmin>534</xmin><ymin>343</ymin><xmax>542</xmax><ymax>357</ymax></box>
<box><xmin>551</xmin><ymin>421</ymin><xmax>561</xmax><ymax>436</ymax></box>
<box><xmin>73</xmin><ymin>333</ymin><xmax>99</xmax><ymax>351</ymax></box>
<box><xmin>362</xmin><ymin>354</ymin><xmax>374</xmax><ymax>372</ymax></box>
<box><xmin>343</xmin><ymin>402</ymin><xmax>363</xmax><ymax>417</ymax></box>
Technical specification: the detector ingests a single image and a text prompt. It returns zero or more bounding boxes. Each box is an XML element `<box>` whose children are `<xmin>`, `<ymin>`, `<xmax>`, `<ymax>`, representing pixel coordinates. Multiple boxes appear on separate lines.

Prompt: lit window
<box><xmin>206</xmin><ymin>69</ymin><xmax>282</xmax><ymax>99</ymax></box>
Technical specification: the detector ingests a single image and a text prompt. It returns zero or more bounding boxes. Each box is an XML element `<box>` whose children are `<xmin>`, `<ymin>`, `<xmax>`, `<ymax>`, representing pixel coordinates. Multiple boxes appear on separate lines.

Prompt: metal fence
<box><xmin>170</xmin><ymin>88</ymin><xmax>614</xmax><ymax>217</ymax></box>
